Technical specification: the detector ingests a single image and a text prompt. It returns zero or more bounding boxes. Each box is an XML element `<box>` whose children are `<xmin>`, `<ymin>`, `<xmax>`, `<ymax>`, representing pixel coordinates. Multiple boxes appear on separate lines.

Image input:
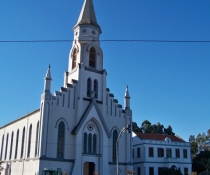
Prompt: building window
<box><xmin>149</xmin><ymin>147</ymin><xmax>154</xmax><ymax>157</ymax></box>
<box><xmin>184</xmin><ymin>168</ymin><xmax>188</xmax><ymax>175</ymax></box>
<box><xmin>14</xmin><ymin>130</ymin><xmax>19</xmax><ymax>159</ymax></box>
<box><xmin>137</xmin><ymin>148</ymin><xmax>141</xmax><ymax>158</ymax></box>
<box><xmin>166</xmin><ymin>148</ymin><xmax>172</xmax><ymax>158</ymax></box>
<box><xmin>89</xmin><ymin>47</ymin><xmax>96</xmax><ymax>68</ymax></box>
<box><xmin>137</xmin><ymin>167</ymin><xmax>141</xmax><ymax>175</ymax></box>
<box><xmin>94</xmin><ymin>79</ymin><xmax>98</xmax><ymax>98</ymax></box>
<box><xmin>57</xmin><ymin>121</ymin><xmax>65</xmax><ymax>158</ymax></box>
<box><xmin>83</xmin><ymin>133</ymin><xmax>87</xmax><ymax>153</ymax></box>
<box><xmin>113</xmin><ymin>129</ymin><xmax>118</xmax><ymax>162</ymax></box>
<box><xmin>9</xmin><ymin>132</ymin><xmax>14</xmax><ymax>160</ymax></box>
<box><xmin>27</xmin><ymin>125</ymin><xmax>32</xmax><ymax>158</ymax></box>
<box><xmin>35</xmin><ymin>121</ymin><xmax>39</xmax><ymax>156</ymax></box>
<box><xmin>88</xmin><ymin>133</ymin><xmax>92</xmax><ymax>153</ymax></box>
<box><xmin>149</xmin><ymin>167</ymin><xmax>154</xmax><ymax>175</ymax></box>
<box><xmin>158</xmin><ymin>148</ymin><xmax>164</xmax><ymax>157</ymax></box>
<box><xmin>0</xmin><ymin>135</ymin><xmax>4</xmax><ymax>160</ymax></box>
<box><xmin>21</xmin><ymin>127</ymin><xmax>25</xmax><ymax>158</ymax></box>
<box><xmin>158</xmin><ymin>167</ymin><xmax>164</xmax><ymax>175</ymax></box>
<box><xmin>93</xmin><ymin>134</ymin><xmax>97</xmax><ymax>154</ymax></box>
<box><xmin>5</xmin><ymin>134</ymin><xmax>9</xmax><ymax>160</ymax></box>
<box><xmin>176</xmin><ymin>149</ymin><xmax>180</xmax><ymax>158</ymax></box>
<box><xmin>72</xmin><ymin>48</ymin><xmax>77</xmax><ymax>69</ymax></box>
<box><xmin>87</xmin><ymin>78</ymin><xmax>92</xmax><ymax>97</ymax></box>
<box><xmin>183</xmin><ymin>149</ymin><xmax>188</xmax><ymax>158</ymax></box>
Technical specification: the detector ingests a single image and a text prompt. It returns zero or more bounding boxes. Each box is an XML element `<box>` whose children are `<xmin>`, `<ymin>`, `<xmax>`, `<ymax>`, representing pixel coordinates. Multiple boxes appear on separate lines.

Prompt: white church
<box><xmin>0</xmin><ymin>0</ymin><xmax>193</xmax><ymax>175</ymax></box>
<box><xmin>0</xmin><ymin>0</ymin><xmax>133</xmax><ymax>174</ymax></box>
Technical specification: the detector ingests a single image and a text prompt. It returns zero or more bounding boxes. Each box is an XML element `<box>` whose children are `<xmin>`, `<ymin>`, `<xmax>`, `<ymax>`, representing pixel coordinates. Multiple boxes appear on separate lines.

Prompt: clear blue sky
<box><xmin>0</xmin><ymin>0</ymin><xmax>210</xmax><ymax>141</ymax></box>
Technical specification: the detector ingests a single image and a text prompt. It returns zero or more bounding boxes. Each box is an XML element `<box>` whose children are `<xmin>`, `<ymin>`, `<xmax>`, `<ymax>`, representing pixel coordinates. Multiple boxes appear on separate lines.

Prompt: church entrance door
<box><xmin>83</xmin><ymin>162</ymin><xmax>95</xmax><ymax>175</ymax></box>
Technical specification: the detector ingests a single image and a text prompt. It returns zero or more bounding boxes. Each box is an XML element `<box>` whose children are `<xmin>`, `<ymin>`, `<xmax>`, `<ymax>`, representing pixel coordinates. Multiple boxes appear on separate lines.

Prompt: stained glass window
<box><xmin>21</xmin><ymin>127</ymin><xmax>25</xmax><ymax>158</ymax></box>
<box><xmin>93</xmin><ymin>134</ymin><xmax>97</xmax><ymax>154</ymax></box>
<box><xmin>89</xmin><ymin>47</ymin><xmax>96</xmax><ymax>68</ymax></box>
<box><xmin>14</xmin><ymin>130</ymin><xmax>19</xmax><ymax>159</ymax></box>
<box><xmin>57</xmin><ymin>121</ymin><xmax>65</xmax><ymax>158</ymax></box>
<box><xmin>27</xmin><ymin>125</ymin><xmax>32</xmax><ymax>157</ymax></box>
<box><xmin>113</xmin><ymin>129</ymin><xmax>118</xmax><ymax>162</ymax></box>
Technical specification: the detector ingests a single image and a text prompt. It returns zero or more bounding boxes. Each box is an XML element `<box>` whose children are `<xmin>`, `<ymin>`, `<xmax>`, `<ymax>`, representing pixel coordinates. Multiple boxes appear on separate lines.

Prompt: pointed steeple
<box><xmin>74</xmin><ymin>0</ymin><xmax>101</xmax><ymax>32</ymax></box>
<box><xmin>44</xmin><ymin>65</ymin><xmax>52</xmax><ymax>93</ymax></box>
<box><xmin>124</xmin><ymin>85</ymin><xmax>130</xmax><ymax>98</ymax></box>
<box><xmin>124</xmin><ymin>86</ymin><xmax>131</xmax><ymax>110</ymax></box>
<box><xmin>45</xmin><ymin>64</ymin><xmax>52</xmax><ymax>80</ymax></box>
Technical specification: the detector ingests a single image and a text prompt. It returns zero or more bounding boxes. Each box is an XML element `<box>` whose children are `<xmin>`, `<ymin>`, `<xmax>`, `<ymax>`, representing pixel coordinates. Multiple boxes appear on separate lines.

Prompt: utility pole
<box><xmin>116</xmin><ymin>124</ymin><xmax>131</xmax><ymax>175</ymax></box>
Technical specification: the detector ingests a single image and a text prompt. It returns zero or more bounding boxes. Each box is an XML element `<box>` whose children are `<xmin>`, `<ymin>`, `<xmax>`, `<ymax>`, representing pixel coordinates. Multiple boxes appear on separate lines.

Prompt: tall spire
<box><xmin>44</xmin><ymin>65</ymin><xmax>52</xmax><ymax>93</ymax></box>
<box><xmin>74</xmin><ymin>0</ymin><xmax>101</xmax><ymax>32</ymax></box>
<box><xmin>45</xmin><ymin>64</ymin><xmax>52</xmax><ymax>80</ymax></box>
<box><xmin>124</xmin><ymin>85</ymin><xmax>131</xmax><ymax>110</ymax></box>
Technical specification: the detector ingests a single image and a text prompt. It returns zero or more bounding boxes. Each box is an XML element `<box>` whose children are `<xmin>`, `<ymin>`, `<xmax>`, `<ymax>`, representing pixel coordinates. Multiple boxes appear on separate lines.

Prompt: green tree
<box><xmin>159</xmin><ymin>167</ymin><xmax>183</xmax><ymax>175</ymax></box>
<box><xmin>141</xmin><ymin>120</ymin><xmax>153</xmax><ymax>133</ymax></box>
<box><xmin>132</xmin><ymin>122</ymin><xmax>142</xmax><ymax>132</ymax></box>
<box><xmin>164</xmin><ymin>125</ymin><xmax>175</xmax><ymax>135</ymax></box>
<box><xmin>192</xmin><ymin>150</ymin><xmax>210</xmax><ymax>173</ymax></box>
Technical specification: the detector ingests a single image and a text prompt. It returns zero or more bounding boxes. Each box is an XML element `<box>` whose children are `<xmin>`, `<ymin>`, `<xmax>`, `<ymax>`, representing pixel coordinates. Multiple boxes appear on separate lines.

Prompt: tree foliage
<box><xmin>189</xmin><ymin>129</ymin><xmax>210</xmax><ymax>154</ymax></box>
<box><xmin>132</xmin><ymin>120</ymin><xmax>175</xmax><ymax>135</ymax></box>
<box><xmin>192</xmin><ymin>150</ymin><xmax>210</xmax><ymax>174</ymax></box>
<box><xmin>159</xmin><ymin>167</ymin><xmax>183</xmax><ymax>175</ymax></box>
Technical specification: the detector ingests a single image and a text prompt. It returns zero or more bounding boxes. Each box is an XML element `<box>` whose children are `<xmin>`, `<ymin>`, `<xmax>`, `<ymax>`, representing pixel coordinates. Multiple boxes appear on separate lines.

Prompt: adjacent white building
<box><xmin>0</xmin><ymin>0</ymin><xmax>133</xmax><ymax>174</ymax></box>
<box><xmin>132</xmin><ymin>132</ymin><xmax>192</xmax><ymax>175</ymax></box>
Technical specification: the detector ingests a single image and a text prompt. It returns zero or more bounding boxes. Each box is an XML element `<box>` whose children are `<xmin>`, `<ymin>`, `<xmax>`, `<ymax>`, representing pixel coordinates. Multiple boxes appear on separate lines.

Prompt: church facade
<box><xmin>0</xmin><ymin>0</ymin><xmax>133</xmax><ymax>175</ymax></box>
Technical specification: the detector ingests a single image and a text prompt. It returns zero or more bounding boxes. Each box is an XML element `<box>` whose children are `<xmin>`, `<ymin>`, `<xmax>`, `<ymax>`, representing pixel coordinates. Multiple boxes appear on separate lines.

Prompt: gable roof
<box><xmin>135</xmin><ymin>132</ymin><xmax>185</xmax><ymax>142</ymax></box>
<box><xmin>71</xmin><ymin>98</ymin><xmax>110</xmax><ymax>137</ymax></box>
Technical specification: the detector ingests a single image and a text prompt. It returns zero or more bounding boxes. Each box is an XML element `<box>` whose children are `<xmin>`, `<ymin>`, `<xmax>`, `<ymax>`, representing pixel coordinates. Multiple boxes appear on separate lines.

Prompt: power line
<box><xmin>0</xmin><ymin>39</ymin><xmax>210</xmax><ymax>43</ymax></box>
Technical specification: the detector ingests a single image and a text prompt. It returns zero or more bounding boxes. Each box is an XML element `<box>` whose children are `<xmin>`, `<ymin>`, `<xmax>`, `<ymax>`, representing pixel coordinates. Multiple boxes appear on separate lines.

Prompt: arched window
<box><xmin>21</xmin><ymin>127</ymin><xmax>25</xmax><ymax>158</ymax></box>
<box><xmin>27</xmin><ymin>124</ymin><xmax>32</xmax><ymax>157</ymax></box>
<box><xmin>88</xmin><ymin>133</ymin><xmax>92</xmax><ymax>153</ymax></box>
<box><xmin>5</xmin><ymin>133</ymin><xmax>9</xmax><ymax>160</ymax></box>
<box><xmin>14</xmin><ymin>129</ymin><xmax>19</xmax><ymax>159</ymax></box>
<box><xmin>94</xmin><ymin>79</ymin><xmax>98</xmax><ymax>98</ymax></box>
<box><xmin>83</xmin><ymin>133</ymin><xmax>87</xmax><ymax>153</ymax></box>
<box><xmin>0</xmin><ymin>134</ymin><xmax>4</xmax><ymax>160</ymax></box>
<box><xmin>72</xmin><ymin>48</ymin><xmax>77</xmax><ymax>69</ymax></box>
<box><xmin>35</xmin><ymin>121</ymin><xmax>39</xmax><ymax>156</ymax></box>
<box><xmin>113</xmin><ymin>129</ymin><xmax>118</xmax><ymax>162</ymax></box>
<box><xmin>9</xmin><ymin>132</ymin><xmax>14</xmax><ymax>159</ymax></box>
<box><xmin>93</xmin><ymin>134</ymin><xmax>97</xmax><ymax>154</ymax></box>
<box><xmin>57</xmin><ymin>121</ymin><xmax>65</xmax><ymax>158</ymax></box>
<box><xmin>89</xmin><ymin>47</ymin><xmax>96</xmax><ymax>68</ymax></box>
<box><xmin>87</xmin><ymin>78</ymin><xmax>92</xmax><ymax>97</ymax></box>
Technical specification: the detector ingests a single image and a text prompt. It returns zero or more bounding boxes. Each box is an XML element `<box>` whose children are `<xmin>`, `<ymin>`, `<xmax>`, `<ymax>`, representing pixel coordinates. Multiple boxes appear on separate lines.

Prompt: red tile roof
<box><xmin>135</xmin><ymin>132</ymin><xmax>185</xmax><ymax>142</ymax></box>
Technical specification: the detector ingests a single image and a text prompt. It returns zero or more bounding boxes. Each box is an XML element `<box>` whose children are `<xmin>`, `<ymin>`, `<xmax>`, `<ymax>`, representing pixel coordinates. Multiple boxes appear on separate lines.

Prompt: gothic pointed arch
<box><xmin>9</xmin><ymin>131</ymin><xmax>14</xmax><ymax>159</ymax></box>
<box><xmin>35</xmin><ymin>121</ymin><xmax>39</xmax><ymax>156</ymax></box>
<box><xmin>55</xmin><ymin>117</ymin><xmax>69</xmax><ymax>130</ymax></box>
<box><xmin>94</xmin><ymin>79</ymin><xmax>98</xmax><ymax>98</ymax></box>
<box><xmin>87</xmin><ymin>78</ymin><xmax>92</xmax><ymax>97</ymax></box>
<box><xmin>5</xmin><ymin>133</ymin><xmax>9</xmax><ymax>160</ymax></box>
<box><xmin>21</xmin><ymin>127</ymin><xmax>25</xmax><ymax>158</ymax></box>
<box><xmin>0</xmin><ymin>134</ymin><xmax>4</xmax><ymax>160</ymax></box>
<box><xmin>112</xmin><ymin>129</ymin><xmax>118</xmax><ymax>162</ymax></box>
<box><xmin>27</xmin><ymin>124</ymin><xmax>32</xmax><ymax>158</ymax></box>
<box><xmin>89</xmin><ymin>47</ymin><xmax>96</xmax><ymax>68</ymax></box>
<box><xmin>83</xmin><ymin>132</ymin><xmax>87</xmax><ymax>153</ymax></box>
<box><xmin>72</xmin><ymin>48</ymin><xmax>78</xmax><ymax>69</ymax></box>
<box><xmin>14</xmin><ymin>129</ymin><xmax>19</xmax><ymax>159</ymax></box>
<box><xmin>57</xmin><ymin>121</ymin><xmax>65</xmax><ymax>158</ymax></box>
